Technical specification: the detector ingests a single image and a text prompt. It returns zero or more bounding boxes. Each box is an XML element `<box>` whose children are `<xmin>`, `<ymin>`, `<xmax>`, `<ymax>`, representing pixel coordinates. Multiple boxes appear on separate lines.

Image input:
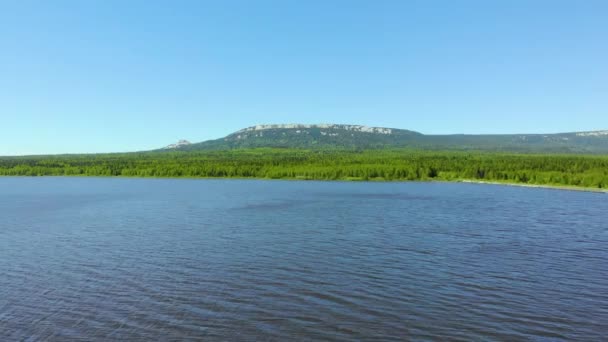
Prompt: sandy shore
<box><xmin>458</xmin><ymin>179</ymin><xmax>608</xmax><ymax>194</ymax></box>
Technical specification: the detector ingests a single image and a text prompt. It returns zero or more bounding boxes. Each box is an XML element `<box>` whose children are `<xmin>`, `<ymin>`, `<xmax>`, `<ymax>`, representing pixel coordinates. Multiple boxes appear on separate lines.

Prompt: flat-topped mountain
<box><xmin>164</xmin><ymin>124</ymin><xmax>608</xmax><ymax>153</ymax></box>
<box><xmin>234</xmin><ymin>124</ymin><xmax>397</xmax><ymax>135</ymax></box>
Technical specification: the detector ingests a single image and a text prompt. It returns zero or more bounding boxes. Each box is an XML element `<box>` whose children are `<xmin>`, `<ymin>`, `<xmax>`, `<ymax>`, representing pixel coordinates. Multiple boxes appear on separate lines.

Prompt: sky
<box><xmin>1</xmin><ymin>0</ymin><xmax>607</xmax><ymax>155</ymax></box>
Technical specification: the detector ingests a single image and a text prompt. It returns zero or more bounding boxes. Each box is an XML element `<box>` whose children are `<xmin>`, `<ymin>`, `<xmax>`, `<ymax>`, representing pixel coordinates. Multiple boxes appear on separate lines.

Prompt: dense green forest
<box><xmin>1</xmin><ymin>149</ymin><xmax>607</xmax><ymax>189</ymax></box>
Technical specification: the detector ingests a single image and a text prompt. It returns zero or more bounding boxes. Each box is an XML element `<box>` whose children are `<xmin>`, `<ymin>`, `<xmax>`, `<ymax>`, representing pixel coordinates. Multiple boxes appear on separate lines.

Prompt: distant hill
<box><xmin>163</xmin><ymin>124</ymin><xmax>608</xmax><ymax>153</ymax></box>
<box><xmin>163</xmin><ymin>139</ymin><xmax>192</xmax><ymax>149</ymax></box>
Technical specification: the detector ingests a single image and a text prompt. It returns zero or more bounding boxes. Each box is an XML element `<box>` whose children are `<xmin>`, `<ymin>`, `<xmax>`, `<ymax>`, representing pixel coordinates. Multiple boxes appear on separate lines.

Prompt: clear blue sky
<box><xmin>1</xmin><ymin>0</ymin><xmax>607</xmax><ymax>155</ymax></box>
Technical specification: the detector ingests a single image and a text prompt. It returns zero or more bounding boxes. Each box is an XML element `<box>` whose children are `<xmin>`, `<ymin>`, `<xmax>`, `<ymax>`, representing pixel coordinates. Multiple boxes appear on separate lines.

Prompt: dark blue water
<box><xmin>1</xmin><ymin>177</ymin><xmax>607</xmax><ymax>341</ymax></box>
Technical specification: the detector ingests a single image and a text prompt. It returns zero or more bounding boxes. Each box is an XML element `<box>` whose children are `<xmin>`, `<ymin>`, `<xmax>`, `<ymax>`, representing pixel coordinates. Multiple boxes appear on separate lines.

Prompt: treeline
<box><xmin>1</xmin><ymin>149</ymin><xmax>607</xmax><ymax>189</ymax></box>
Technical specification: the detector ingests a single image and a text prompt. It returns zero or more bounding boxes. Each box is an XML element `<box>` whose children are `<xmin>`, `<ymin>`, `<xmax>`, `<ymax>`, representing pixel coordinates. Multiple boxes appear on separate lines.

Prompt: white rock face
<box><xmin>234</xmin><ymin>124</ymin><xmax>393</xmax><ymax>135</ymax></box>
<box><xmin>164</xmin><ymin>139</ymin><xmax>192</xmax><ymax>149</ymax></box>
<box><xmin>576</xmin><ymin>131</ymin><xmax>608</xmax><ymax>137</ymax></box>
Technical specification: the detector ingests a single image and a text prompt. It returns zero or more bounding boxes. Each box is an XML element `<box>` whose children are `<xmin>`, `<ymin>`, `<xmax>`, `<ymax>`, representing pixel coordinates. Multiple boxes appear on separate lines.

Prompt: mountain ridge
<box><xmin>163</xmin><ymin>124</ymin><xmax>608</xmax><ymax>154</ymax></box>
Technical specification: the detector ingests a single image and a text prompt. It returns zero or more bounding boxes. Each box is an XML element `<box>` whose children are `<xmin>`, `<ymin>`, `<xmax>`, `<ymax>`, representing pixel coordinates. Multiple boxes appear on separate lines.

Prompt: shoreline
<box><xmin>1</xmin><ymin>174</ymin><xmax>606</xmax><ymax>194</ymax></box>
<box><xmin>457</xmin><ymin>179</ymin><xmax>608</xmax><ymax>194</ymax></box>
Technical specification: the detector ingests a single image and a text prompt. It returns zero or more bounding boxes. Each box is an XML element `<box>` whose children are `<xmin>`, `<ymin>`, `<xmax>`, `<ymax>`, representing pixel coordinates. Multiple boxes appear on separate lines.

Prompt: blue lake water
<box><xmin>1</xmin><ymin>177</ymin><xmax>607</xmax><ymax>341</ymax></box>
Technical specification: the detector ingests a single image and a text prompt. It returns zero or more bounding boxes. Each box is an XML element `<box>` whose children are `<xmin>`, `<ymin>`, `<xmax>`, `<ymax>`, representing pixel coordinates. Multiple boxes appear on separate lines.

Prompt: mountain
<box><xmin>163</xmin><ymin>140</ymin><xmax>192</xmax><ymax>149</ymax></box>
<box><xmin>164</xmin><ymin>124</ymin><xmax>608</xmax><ymax>153</ymax></box>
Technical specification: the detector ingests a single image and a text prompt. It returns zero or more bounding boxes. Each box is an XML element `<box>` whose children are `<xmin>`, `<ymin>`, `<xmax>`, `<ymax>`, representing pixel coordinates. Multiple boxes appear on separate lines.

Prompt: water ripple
<box><xmin>0</xmin><ymin>178</ymin><xmax>607</xmax><ymax>340</ymax></box>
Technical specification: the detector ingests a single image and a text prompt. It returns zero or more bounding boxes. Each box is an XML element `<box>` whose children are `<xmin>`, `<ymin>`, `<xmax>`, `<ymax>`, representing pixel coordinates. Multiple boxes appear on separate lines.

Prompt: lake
<box><xmin>1</xmin><ymin>177</ymin><xmax>607</xmax><ymax>341</ymax></box>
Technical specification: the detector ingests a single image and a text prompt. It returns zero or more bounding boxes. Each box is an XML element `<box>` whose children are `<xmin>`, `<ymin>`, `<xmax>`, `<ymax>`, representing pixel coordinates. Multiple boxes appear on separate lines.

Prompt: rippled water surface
<box><xmin>1</xmin><ymin>177</ymin><xmax>607</xmax><ymax>341</ymax></box>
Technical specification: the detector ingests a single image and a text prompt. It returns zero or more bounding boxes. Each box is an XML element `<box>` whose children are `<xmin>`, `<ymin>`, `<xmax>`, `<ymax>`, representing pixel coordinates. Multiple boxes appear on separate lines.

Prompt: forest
<box><xmin>1</xmin><ymin>149</ymin><xmax>607</xmax><ymax>189</ymax></box>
